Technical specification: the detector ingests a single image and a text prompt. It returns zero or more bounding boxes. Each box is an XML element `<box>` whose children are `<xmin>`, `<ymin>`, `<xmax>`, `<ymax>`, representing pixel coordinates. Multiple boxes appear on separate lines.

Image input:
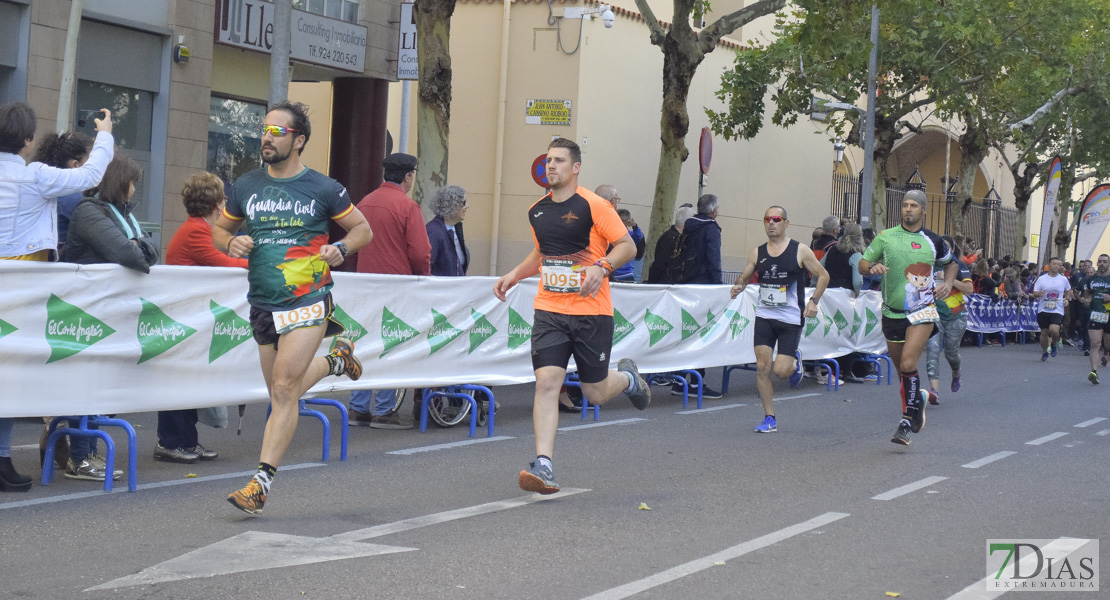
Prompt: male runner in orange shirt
<box><xmin>494</xmin><ymin>138</ymin><xmax>650</xmax><ymax>494</ymax></box>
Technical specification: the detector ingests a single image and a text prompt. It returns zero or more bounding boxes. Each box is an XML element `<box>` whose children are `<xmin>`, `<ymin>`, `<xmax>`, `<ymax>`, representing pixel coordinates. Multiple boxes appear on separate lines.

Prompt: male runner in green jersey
<box><xmin>214</xmin><ymin>102</ymin><xmax>372</xmax><ymax>514</ymax></box>
<box><xmin>1080</xmin><ymin>254</ymin><xmax>1110</xmax><ymax>384</ymax></box>
<box><xmin>859</xmin><ymin>190</ymin><xmax>957</xmax><ymax>445</ymax></box>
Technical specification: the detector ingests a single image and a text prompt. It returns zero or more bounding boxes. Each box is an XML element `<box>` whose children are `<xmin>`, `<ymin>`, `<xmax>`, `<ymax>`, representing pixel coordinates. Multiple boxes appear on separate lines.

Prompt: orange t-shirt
<box><xmin>528</xmin><ymin>186</ymin><xmax>627</xmax><ymax>316</ymax></box>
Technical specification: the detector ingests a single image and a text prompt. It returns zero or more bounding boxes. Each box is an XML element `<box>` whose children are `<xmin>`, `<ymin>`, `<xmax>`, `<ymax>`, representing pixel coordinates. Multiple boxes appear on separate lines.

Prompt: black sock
<box><xmin>258</xmin><ymin>462</ymin><xmax>277</xmax><ymax>479</ymax></box>
<box><xmin>900</xmin><ymin>370</ymin><xmax>919</xmax><ymax>416</ymax></box>
<box><xmin>324</xmin><ymin>354</ymin><xmax>344</xmax><ymax>376</ymax></box>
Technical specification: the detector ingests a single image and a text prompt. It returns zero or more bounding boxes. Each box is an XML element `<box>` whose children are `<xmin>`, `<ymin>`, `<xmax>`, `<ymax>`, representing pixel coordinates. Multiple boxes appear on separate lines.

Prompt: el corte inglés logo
<box><xmin>209</xmin><ymin>300</ymin><xmax>252</xmax><ymax>363</ymax></box>
<box><xmin>44</xmin><ymin>293</ymin><xmax>116</xmax><ymax>364</ymax></box>
<box><xmin>136</xmin><ymin>298</ymin><xmax>197</xmax><ymax>364</ymax></box>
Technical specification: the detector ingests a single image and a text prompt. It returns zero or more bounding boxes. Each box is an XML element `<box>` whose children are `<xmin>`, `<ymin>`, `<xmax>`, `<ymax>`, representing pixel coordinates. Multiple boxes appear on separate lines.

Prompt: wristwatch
<box><xmin>333</xmin><ymin>241</ymin><xmax>349</xmax><ymax>258</ymax></box>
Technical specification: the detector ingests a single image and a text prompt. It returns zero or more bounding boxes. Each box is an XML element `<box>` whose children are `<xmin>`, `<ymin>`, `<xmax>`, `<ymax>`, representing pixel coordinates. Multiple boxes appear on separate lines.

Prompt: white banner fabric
<box><xmin>0</xmin><ymin>262</ymin><xmax>886</xmax><ymax>417</ymax></box>
<box><xmin>1038</xmin><ymin>157</ymin><xmax>1063</xmax><ymax>266</ymax></box>
<box><xmin>1076</xmin><ymin>184</ymin><xmax>1110</xmax><ymax>263</ymax></box>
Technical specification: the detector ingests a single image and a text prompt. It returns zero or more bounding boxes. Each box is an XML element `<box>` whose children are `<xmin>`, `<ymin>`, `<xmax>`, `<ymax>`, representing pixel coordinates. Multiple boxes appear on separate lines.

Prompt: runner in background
<box><xmin>1079</xmin><ymin>254</ymin><xmax>1110</xmax><ymax>384</ymax></box>
<box><xmin>1031</xmin><ymin>257</ymin><xmax>1072</xmax><ymax>362</ymax></box>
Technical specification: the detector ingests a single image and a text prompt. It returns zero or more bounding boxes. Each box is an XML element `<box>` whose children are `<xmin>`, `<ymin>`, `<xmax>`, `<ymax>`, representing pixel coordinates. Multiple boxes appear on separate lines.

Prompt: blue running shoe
<box><xmin>1041</xmin><ymin>352</ymin><xmax>1049</xmax><ymax>362</ymax></box>
<box><xmin>518</xmin><ymin>461</ymin><xmax>560</xmax><ymax>495</ymax></box>
<box><xmin>754</xmin><ymin>415</ymin><xmax>777</xmax><ymax>433</ymax></box>
<box><xmin>1051</xmin><ymin>345</ymin><xmax>1058</xmax><ymax>358</ymax></box>
<box><xmin>789</xmin><ymin>364</ymin><xmax>803</xmax><ymax>388</ymax></box>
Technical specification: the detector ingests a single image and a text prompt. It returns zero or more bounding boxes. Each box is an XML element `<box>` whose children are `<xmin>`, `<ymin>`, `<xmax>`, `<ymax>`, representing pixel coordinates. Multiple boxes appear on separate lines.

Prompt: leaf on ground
<box><xmin>713</xmin><ymin>561</ymin><xmax>726</xmax><ymax>566</ymax></box>
<box><xmin>637</xmin><ymin>502</ymin><xmax>652</xmax><ymax>510</ymax></box>
<box><xmin>185</xmin><ymin>473</ymin><xmax>197</xmax><ymax>478</ymax></box>
<box><xmin>885</xmin><ymin>593</ymin><xmax>901</xmax><ymax>598</ymax></box>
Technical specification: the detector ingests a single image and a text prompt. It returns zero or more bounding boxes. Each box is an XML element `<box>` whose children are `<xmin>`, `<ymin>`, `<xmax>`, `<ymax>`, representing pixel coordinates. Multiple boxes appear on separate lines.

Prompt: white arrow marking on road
<box><xmin>86</xmin><ymin>532</ymin><xmax>416</xmax><ymax>590</ymax></box>
<box><xmin>88</xmin><ymin>487</ymin><xmax>589</xmax><ymax>591</ymax></box>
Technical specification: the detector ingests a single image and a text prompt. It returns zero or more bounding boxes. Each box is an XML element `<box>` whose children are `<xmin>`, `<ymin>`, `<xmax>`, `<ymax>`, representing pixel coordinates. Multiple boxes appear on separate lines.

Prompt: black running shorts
<box><xmin>881</xmin><ymin>314</ymin><xmax>936</xmax><ymax>343</ymax></box>
<box><xmin>530</xmin><ymin>309</ymin><xmax>614</xmax><ymax>384</ymax></box>
<box><xmin>249</xmin><ymin>293</ymin><xmax>344</xmax><ymax>348</ymax></box>
<box><xmin>1037</xmin><ymin>312</ymin><xmax>1063</xmax><ymax>329</ymax></box>
<box><xmin>753</xmin><ymin>317</ymin><xmax>802</xmax><ymax>357</ymax></box>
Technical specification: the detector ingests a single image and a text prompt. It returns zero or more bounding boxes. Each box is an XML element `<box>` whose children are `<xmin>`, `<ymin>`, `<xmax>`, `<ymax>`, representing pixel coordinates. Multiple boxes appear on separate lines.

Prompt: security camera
<box><xmin>601</xmin><ymin>5</ymin><xmax>615</xmax><ymax>28</ymax></box>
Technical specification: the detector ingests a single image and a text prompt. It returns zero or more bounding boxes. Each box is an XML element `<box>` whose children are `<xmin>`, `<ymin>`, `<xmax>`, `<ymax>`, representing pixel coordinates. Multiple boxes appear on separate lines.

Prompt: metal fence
<box><xmin>830</xmin><ymin>172</ymin><xmax>1018</xmax><ymax>259</ymax></box>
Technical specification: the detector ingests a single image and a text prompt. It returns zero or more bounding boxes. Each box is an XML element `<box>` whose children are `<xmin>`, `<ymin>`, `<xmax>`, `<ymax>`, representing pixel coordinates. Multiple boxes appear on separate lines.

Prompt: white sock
<box><xmin>624</xmin><ymin>371</ymin><xmax>636</xmax><ymax>393</ymax></box>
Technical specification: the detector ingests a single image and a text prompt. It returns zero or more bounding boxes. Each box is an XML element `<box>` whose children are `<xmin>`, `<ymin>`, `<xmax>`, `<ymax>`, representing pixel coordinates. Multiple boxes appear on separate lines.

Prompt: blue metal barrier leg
<box><xmin>303</xmin><ymin>398</ymin><xmax>349</xmax><ymax>461</ymax></box>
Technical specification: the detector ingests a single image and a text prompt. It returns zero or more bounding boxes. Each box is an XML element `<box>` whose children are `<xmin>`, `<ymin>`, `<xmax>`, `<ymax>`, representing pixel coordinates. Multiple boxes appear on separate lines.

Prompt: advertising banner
<box><xmin>965</xmin><ymin>295</ymin><xmax>1040</xmax><ymax>334</ymax></box>
<box><xmin>1037</xmin><ymin>157</ymin><xmax>1063</xmax><ymax>266</ymax></box>
<box><xmin>1075</xmin><ymin>184</ymin><xmax>1110</xmax><ymax>262</ymax></box>
<box><xmin>0</xmin><ymin>263</ymin><xmax>889</xmax><ymax>417</ymax></box>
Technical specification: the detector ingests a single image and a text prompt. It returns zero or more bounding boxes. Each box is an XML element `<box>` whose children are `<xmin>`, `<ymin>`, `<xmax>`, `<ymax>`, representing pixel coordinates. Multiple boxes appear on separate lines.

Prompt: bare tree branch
<box><xmin>1009</xmin><ymin>85</ymin><xmax>1088</xmax><ymax>133</ymax></box>
<box><xmin>632</xmin><ymin>0</ymin><xmax>667</xmax><ymax>47</ymax></box>
<box><xmin>698</xmin><ymin>0</ymin><xmax>789</xmax><ymax>53</ymax></box>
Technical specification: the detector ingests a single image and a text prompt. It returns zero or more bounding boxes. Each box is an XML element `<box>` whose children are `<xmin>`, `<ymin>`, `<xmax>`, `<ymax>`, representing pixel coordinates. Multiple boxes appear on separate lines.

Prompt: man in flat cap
<box><xmin>350</xmin><ymin>152</ymin><xmax>431</xmax><ymax>429</ymax></box>
<box><xmin>858</xmin><ymin>189</ymin><xmax>957</xmax><ymax>446</ymax></box>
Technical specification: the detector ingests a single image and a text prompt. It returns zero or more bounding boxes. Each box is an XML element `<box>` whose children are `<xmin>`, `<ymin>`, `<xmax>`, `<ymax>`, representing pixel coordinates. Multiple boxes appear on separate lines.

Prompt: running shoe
<box><xmin>1051</xmin><ymin>345</ymin><xmax>1058</xmax><ymax>358</ymax></box>
<box><xmin>518</xmin><ymin>461</ymin><xmax>560</xmax><ymax>495</ymax></box>
<box><xmin>330</xmin><ymin>337</ymin><xmax>362</xmax><ymax>380</ymax></box>
<box><xmin>1089</xmin><ymin>371</ymin><xmax>1100</xmax><ymax>385</ymax></box>
<box><xmin>227</xmin><ymin>478</ymin><xmax>266</xmax><ymax>515</ymax></box>
<box><xmin>927</xmin><ymin>387</ymin><xmax>940</xmax><ymax>406</ymax></box>
<box><xmin>951</xmin><ymin>371</ymin><xmax>961</xmax><ymax>393</ymax></box>
<box><xmin>789</xmin><ymin>364</ymin><xmax>804</xmax><ymax>387</ymax></box>
<box><xmin>1041</xmin><ymin>352</ymin><xmax>1049</xmax><ymax>362</ymax></box>
<box><xmin>891</xmin><ymin>420</ymin><xmax>912</xmax><ymax>445</ymax></box>
<box><xmin>754</xmin><ymin>415</ymin><xmax>777</xmax><ymax>433</ymax></box>
<box><xmin>1102</xmin><ymin>354</ymin><xmax>1107</xmax><ymax>367</ymax></box>
<box><xmin>908</xmin><ymin>390</ymin><xmax>927</xmax><ymax>433</ymax></box>
<box><xmin>617</xmin><ymin>358</ymin><xmax>651</xmax><ymax>410</ymax></box>
<box><xmin>88</xmin><ymin>453</ymin><xmax>123</xmax><ymax>479</ymax></box>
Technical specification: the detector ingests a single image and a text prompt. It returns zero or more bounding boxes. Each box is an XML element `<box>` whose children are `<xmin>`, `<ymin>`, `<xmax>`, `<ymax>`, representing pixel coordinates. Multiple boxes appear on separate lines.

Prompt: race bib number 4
<box><xmin>273</xmin><ymin>300</ymin><xmax>327</xmax><ymax>335</ymax></box>
<box><xmin>759</xmin><ymin>284</ymin><xmax>788</xmax><ymax>307</ymax></box>
<box><xmin>1092</xmin><ymin>311</ymin><xmax>1109</xmax><ymax>324</ymax></box>
<box><xmin>542</xmin><ymin>259</ymin><xmax>583</xmax><ymax>293</ymax></box>
<box><xmin>908</xmin><ymin>304</ymin><xmax>940</xmax><ymax>325</ymax></box>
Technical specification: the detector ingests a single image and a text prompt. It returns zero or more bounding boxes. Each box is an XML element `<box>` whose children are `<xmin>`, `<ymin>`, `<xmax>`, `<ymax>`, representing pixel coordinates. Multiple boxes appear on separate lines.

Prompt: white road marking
<box><xmin>577</xmin><ymin>512</ymin><xmax>850</xmax><ymax>600</ymax></box>
<box><xmin>558</xmin><ymin>418</ymin><xmax>646</xmax><ymax>431</ymax></box>
<box><xmin>11</xmin><ymin>443</ymin><xmax>39</xmax><ymax>451</ymax></box>
<box><xmin>962</xmin><ymin>451</ymin><xmax>1017</xmax><ymax>469</ymax></box>
<box><xmin>1096</xmin><ymin>428</ymin><xmax>1110</xmax><ymax>436</ymax></box>
<box><xmin>675</xmin><ymin>403</ymin><xmax>745</xmax><ymax>414</ymax></box>
<box><xmin>872</xmin><ymin>476</ymin><xmax>948</xmax><ymax>501</ymax></box>
<box><xmin>944</xmin><ymin>538</ymin><xmax>1094</xmax><ymax>600</ymax></box>
<box><xmin>776</xmin><ymin>393</ymin><xmax>822</xmax><ymax>402</ymax></box>
<box><xmin>89</xmin><ymin>488</ymin><xmax>589</xmax><ymax>591</ymax></box>
<box><xmin>331</xmin><ymin>487</ymin><xmax>589</xmax><ymax>542</ymax></box>
<box><xmin>1074</xmin><ymin>417</ymin><xmax>1107</xmax><ymax>428</ymax></box>
<box><xmin>0</xmin><ymin>463</ymin><xmax>325</xmax><ymax>511</ymax></box>
<box><xmin>386</xmin><ymin>435</ymin><xmax>515</xmax><ymax>455</ymax></box>
<box><xmin>1026</xmin><ymin>432</ymin><xmax>1069</xmax><ymax>445</ymax></box>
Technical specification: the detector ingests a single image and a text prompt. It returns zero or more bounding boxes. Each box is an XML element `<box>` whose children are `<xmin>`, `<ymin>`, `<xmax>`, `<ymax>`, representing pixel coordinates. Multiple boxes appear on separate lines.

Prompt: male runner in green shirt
<box><xmin>1080</xmin><ymin>254</ymin><xmax>1110</xmax><ymax>384</ymax></box>
<box><xmin>859</xmin><ymin>190</ymin><xmax>957</xmax><ymax>445</ymax></box>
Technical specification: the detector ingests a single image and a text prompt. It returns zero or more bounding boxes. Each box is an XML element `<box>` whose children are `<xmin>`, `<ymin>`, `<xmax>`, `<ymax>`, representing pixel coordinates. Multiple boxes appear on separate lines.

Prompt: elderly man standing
<box><xmin>350</xmin><ymin>153</ymin><xmax>432</xmax><ymax>429</ymax></box>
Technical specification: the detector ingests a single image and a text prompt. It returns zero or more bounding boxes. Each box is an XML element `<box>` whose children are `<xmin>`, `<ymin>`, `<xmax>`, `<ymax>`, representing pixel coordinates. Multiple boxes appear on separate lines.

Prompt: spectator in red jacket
<box><xmin>350</xmin><ymin>153</ymin><xmax>431</xmax><ymax>429</ymax></box>
<box><xmin>157</xmin><ymin>172</ymin><xmax>247</xmax><ymax>464</ymax></box>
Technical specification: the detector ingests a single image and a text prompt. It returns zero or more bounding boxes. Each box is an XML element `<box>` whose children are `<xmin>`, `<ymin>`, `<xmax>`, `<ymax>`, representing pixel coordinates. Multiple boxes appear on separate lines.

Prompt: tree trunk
<box><xmin>1053</xmin><ymin>166</ymin><xmax>1076</xmax><ymax>261</ymax></box>
<box><xmin>643</xmin><ymin>23</ymin><xmax>703</xmax><ymax>270</ymax></box>
<box><xmin>1010</xmin><ymin>161</ymin><xmax>1038</xmax><ymax>259</ymax></box>
<box><xmin>413</xmin><ymin>0</ymin><xmax>456</xmax><ymax>209</ymax></box>
<box><xmin>954</xmin><ymin>119</ymin><xmax>988</xmax><ymax>241</ymax></box>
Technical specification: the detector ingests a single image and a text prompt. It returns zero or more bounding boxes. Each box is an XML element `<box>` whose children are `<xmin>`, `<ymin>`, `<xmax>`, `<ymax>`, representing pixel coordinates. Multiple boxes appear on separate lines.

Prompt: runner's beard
<box><xmin>262</xmin><ymin>145</ymin><xmax>292</xmax><ymax>165</ymax></box>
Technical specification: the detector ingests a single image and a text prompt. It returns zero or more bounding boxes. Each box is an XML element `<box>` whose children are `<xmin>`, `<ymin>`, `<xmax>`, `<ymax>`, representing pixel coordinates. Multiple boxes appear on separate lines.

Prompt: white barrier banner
<box><xmin>0</xmin><ymin>262</ymin><xmax>885</xmax><ymax>417</ymax></box>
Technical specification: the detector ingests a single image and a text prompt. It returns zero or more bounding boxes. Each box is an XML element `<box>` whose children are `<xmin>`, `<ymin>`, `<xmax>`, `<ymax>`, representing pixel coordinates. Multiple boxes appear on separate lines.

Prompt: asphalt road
<box><xmin>2</xmin><ymin>339</ymin><xmax>1106</xmax><ymax>600</ymax></box>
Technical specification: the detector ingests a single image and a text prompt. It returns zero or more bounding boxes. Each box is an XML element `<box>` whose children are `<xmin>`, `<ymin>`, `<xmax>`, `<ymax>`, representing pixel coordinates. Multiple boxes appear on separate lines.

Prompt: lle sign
<box><xmin>215</xmin><ymin>0</ymin><xmax>368</xmax><ymax>74</ymax></box>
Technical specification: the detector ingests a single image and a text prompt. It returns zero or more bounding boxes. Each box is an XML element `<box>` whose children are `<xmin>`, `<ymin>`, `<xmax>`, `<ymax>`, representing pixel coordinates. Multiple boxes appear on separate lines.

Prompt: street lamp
<box><xmin>833</xmin><ymin>138</ymin><xmax>846</xmax><ymax>165</ymax></box>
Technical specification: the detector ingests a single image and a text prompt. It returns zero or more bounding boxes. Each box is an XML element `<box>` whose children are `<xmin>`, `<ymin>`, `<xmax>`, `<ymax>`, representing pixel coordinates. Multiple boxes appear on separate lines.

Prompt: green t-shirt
<box><xmin>227</xmin><ymin>167</ymin><xmax>354</xmax><ymax>311</ymax></box>
<box><xmin>861</xmin><ymin>225</ymin><xmax>953</xmax><ymax>319</ymax></box>
<box><xmin>1081</xmin><ymin>273</ymin><xmax>1110</xmax><ymax>317</ymax></box>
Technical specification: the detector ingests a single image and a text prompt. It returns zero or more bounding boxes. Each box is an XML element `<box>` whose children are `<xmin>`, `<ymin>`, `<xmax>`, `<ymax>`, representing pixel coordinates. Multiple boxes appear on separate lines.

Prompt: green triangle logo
<box><xmin>680</xmin><ymin>309</ymin><xmax>701</xmax><ymax>340</ymax></box>
<box><xmin>613</xmin><ymin>308</ymin><xmax>634</xmax><ymax>345</ymax></box>
<box><xmin>833</xmin><ymin>309</ymin><xmax>849</xmax><ymax>334</ymax></box>
<box><xmin>805</xmin><ymin>316</ymin><xmax>819</xmax><ymax>337</ymax></box>
<box><xmin>0</xmin><ymin>317</ymin><xmax>17</xmax><ymax>342</ymax></box>
<box><xmin>644</xmin><ymin>310</ymin><xmax>673</xmax><ymax>347</ymax></box>
<box><xmin>851</xmin><ymin>310</ymin><xmax>862</xmax><ymax>336</ymax></box>
<box><xmin>331</xmin><ymin>304</ymin><xmax>368</xmax><ymax>343</ymax></box>
<box><xmin>381</xmin><ymin>307</ymin><xmax>420</xmax><ymax>358</ymax></box>
<box><xmin>728</xmin><ymin>310</ymin><xmax>750</xmax><ymax>339</ymax></box>
<box><xmin>699</xmin><ymin>309</ymin><xmax>720</xmax><ymax>341</ymax></box>
<box><xmin>136</xmin><ymin>298</ymin><xmax>197</xmax><ymax>364</ymax></box>
<box><xmin>209</xmin><ymin>301</ymin><xmax>253</xmax><ymax>363</ymax></box>
<box><xmin>865</xmin><ymin>308</ymin><xmax>878</xmax><ymax>335</ymax></box>
<box><xmin>428</xmin><ymin>309</ymin><xmax>463</xmax><ymax>354</ymax></box>
<box><xmin>45</xmin><ymin>294</ymin><xmax>116</xmax><ymax>363</ymax></box>
<box><xmin>508</xmin><ymin>308</ymin><xmax>532</xmax><ymax>350</ymax></box>
<box><xmin>468</xmin><ymin>309</ymin><xmax>497</xmax><ymax>354</ymax></box>
<box><xmin>822</xmin><ymin>313</ymin><xmax>834</xmax><ymax>337</ymax></box>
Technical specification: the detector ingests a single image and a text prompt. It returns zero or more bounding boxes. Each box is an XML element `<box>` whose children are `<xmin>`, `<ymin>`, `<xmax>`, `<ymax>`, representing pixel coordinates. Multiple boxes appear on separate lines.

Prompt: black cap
<box><xmin>382</xmin><ymin>153</ymin><xmax>418</xmax><ymax>173</ymax></box>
